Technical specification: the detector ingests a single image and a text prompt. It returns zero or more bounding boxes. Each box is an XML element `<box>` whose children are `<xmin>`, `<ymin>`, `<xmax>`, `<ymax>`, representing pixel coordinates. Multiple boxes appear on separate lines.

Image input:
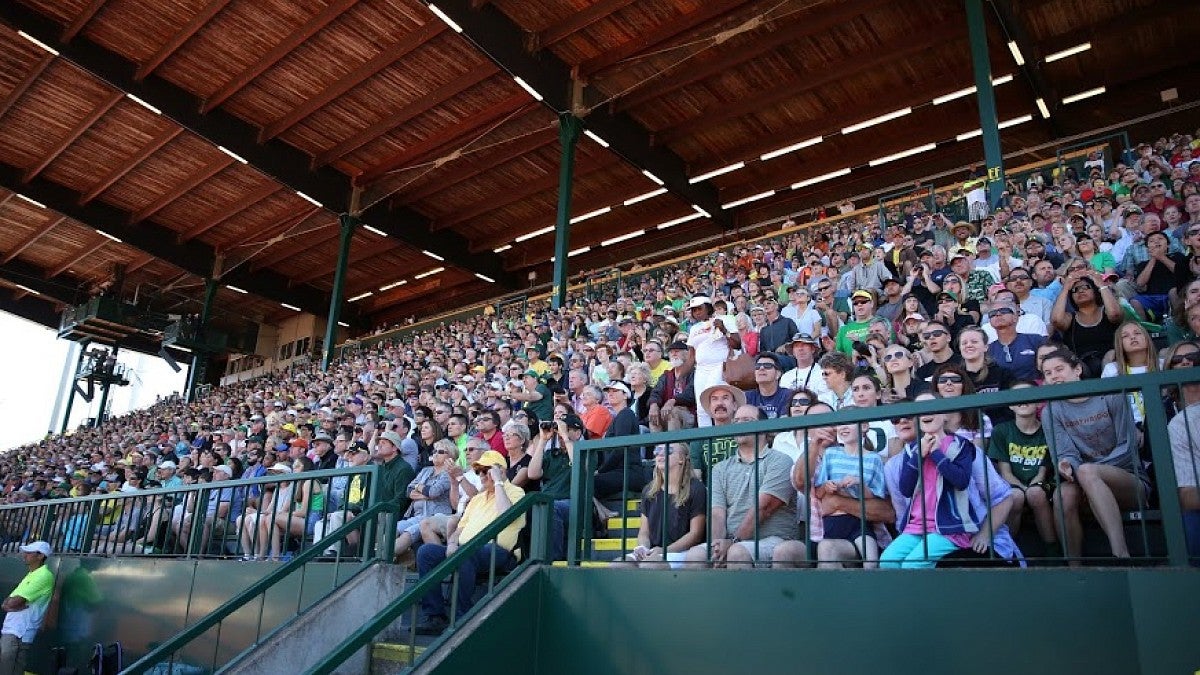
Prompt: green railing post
<box><xmin>183</xmin><ymin>278</ymin><xmax>217</xmax><ymax>403</ymax></box>
<box><xmin>966</xmin><ymin>0</ymin><xmax>1005</xmax><ymax>209</ymax></box>
<box><xmin>322</xmin><ymin>212</ymin><xmax>358</xmax><ymax>372</ymax></box>
<box><xmin>568</xmin><ymin>441</ymin><xmax>587</xmax><ymax>566</ymax></box>
<box><xmin>551</xmin><ymin>114</ymin><xmax>582</xmax><ymax>311</ymax></box>
<box><xmin>1142</xmin><ymin>382</ymin><xmax>1189</xmax><ymax>567</ymax></box>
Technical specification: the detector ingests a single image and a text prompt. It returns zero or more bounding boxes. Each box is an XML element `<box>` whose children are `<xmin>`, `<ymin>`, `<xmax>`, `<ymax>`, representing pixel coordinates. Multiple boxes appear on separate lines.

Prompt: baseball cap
<box><xmin>213</xmin><ymin>464</ymin><xmax>233</xmax><ymax>477</ymax></box>
<box><xmin>158</xmin><ymin>461</ymin><xmax>177</xmax><ymax>470</ymax></box>
<box><xmin>472</xmin><ymin>450</ymin><xmax>508</xmax><ymax>470</ymax></box>
<box><xmin>603</xmin><ymin>381</ymin><xmax>632</xmax><ymax>399</ymax></box>
<box><xmin>19</xmin><ymin>541</ymin><xmax>51</xmax><ymax>557</ymax></box>
<box><xmin>267</xmin><ymin>463</ymin><xmax>293</xmax><ymax>474</ymax></box>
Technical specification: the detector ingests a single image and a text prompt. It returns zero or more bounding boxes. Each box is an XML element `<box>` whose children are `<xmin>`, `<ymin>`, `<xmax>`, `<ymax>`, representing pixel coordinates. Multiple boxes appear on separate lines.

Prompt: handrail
<box><xmin>122</xmin><ymin>499</ymin><xmax>403</xmax><ymax>675</ymax></box>
<box><xmin>305</xmin><ymin>492</ymin><xmax>554</xmax><ymax>674</ymax></box>
<box><xmin>567</xmin><ymin>368</ymin><xmax>1200</xmax><ymax>567</ymax></box>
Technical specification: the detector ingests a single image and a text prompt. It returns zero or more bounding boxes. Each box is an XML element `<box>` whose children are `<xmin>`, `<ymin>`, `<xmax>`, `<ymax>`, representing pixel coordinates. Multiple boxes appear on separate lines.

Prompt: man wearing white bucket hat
<box><xmin>685</xmin><ymin>295</ymin><xmax>740</xmax><ymax>427</ymax></box>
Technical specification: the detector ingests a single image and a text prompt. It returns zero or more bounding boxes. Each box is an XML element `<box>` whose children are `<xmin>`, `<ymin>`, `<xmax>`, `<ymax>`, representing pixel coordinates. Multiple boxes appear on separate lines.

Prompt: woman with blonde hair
<box><xmin>619</xmin><ymin>443</ymin><xmax>706</xmax><ymax>568</ymax></box>
<box><xmin>1101</xmin><ymin>321</ymin><xmax>1159</xmax><ymax>426</ymax></box>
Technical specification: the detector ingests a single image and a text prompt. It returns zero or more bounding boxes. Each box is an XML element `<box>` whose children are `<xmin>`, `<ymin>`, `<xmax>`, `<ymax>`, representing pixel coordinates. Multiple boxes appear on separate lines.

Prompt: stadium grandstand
<box><xmin>0</xmin><ymin>0</ymin><xmax>1198</xmax><ymax>673</ymax></box>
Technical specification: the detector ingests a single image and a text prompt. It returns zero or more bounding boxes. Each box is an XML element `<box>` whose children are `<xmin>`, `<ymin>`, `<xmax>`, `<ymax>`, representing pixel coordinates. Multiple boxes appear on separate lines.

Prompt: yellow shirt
<box><xmin>458</xmin><ymin>481</ymin><xmax>525</xmax><ymax>551</ymax></box>
<box><xmin>648</xmin><ymin>360</ymin><xmax>670</xmax><ymax>386</ymax></box>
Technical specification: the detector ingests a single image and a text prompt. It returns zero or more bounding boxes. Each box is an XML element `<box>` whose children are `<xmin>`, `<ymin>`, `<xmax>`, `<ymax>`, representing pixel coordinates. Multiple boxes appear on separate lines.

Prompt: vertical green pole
<box><xmin>551</xmin><ymin>114</ymin><xmax>582</xmax><ymax>311</ymax></box>
<box><xmin>59</xmin><ymin>345</ymin><xmax>87</xmax><ymax>434</ymax></box>
<box><xmin>184</xmin><ymin>278</ymin><xmax>218</xmax><ymax>403</ymax></box>
<box><xmin>1141</xmin><ymin>384</ymin><xmax>1189</xmax><ymax>566</ymax></box>
<box><xmin>322</xmin><ymin>213</ymin><xmax>358</xmax><ymax>371</ymax></box>
<box><xmin>966</xmin><ymin>0</ymin><xmax>1005</xmax><ymax>210</ymax></box>
<box><xmin>95</xmin><ymin>344</ymin><xmax>118</xmax><ymax>427</ymax></box>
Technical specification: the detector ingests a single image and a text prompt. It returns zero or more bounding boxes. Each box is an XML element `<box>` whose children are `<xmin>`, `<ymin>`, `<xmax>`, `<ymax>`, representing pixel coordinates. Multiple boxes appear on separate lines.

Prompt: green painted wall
<box><xmin>433</xmin><ymin>568</ymin><xmax>1200</xmax><ymax>675</ymax></box>
<box><xmin>0</xmin><ymin>556</ymin><xmax>349</xmax><ymax>673</ymax></box>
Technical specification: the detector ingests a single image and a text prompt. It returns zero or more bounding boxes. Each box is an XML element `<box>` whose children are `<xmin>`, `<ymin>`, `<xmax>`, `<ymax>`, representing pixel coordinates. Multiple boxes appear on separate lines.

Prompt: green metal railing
<box><xmin>305</xmin><ymin>492</ymin><xmax>554</xmax><ymax>674</ymax></box>
<box><xmin>123</xmin><ymin>498</ymin><xmax>401</xmax><ymax>675</ymax></box>
<box><xmin>568</xmin><ymin>369</ymin><xmax>1200</xmax><ymax>568</ymax></box>
<box><xmin>0</xmin><ymin>466</ymin><xmax>378</xmax><ymax>560</ymax></box>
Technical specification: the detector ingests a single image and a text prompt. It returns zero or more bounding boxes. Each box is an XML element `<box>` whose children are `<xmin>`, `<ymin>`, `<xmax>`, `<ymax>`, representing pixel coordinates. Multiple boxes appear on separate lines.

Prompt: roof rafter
<box><xmin>0</xmin><ymin>7</ymin><xmax>512</xmax><ymax>289</ymax></box>
<box><xmin>313</xmin><ymin>62</ymin><xmax>499</xmax><ymax>167</ymax></box>
<box><xmin>578</xmin><ymin>0</ymin><xmax>758</xmax><ymax>75</ymax></box>
<box><xmin>533</xmin><ymin>0</ymin><xmax>639</xmax><ymax>51</ymax></box>
<box><xmin>1</xmin><ymin>214</ymin><xmax>67</xmax><ymax>265</ymax></box>
<box><xmin>135</xmin><ymin>0</ymin><xmax>233</xmax><ymax>80</ymax></box>
<box><xmin>428</xmin><ymin>0</ymin><xmax>729</xmax><ymax>227</ymax></box>
<box><xmin>658</xmin><ymin>30</ymin><xmax>958</xmax><ymax>143</ymax></box>
<box><xmin>260</xmin><ymin>20</ymin><xmax>447</xmax><ymax>142</ymax></box>
<box><xmin>248</xmin><ymin>223</ymin><xmax>341</xmax><ymax>273</ymax></box>
<box><xmin>61</xmin><ymin>0</ymin><xmax>108</xmax><ymax>42</ymax></box>
<box><xmin>989</xmin><ymin>0</ymin><xmax>1061</xmax><ymax>134</ymax></box>
<box><xmin>130</xmin><ymin>154</ymin><xmax>233</xmax><ymax>223</ymax></box>
<box><xmin>613</xmin><ymin>0</ymin><xmax>891</xmax><ymax>112</ymax></box>
<box><xmin>47</xmin><ymin>237</ymin><xmax>109</xmax><ymax>279</ymax></box>
<box><xmin>200</xmin><ymin>0</ymin><xmax>360</xmax><ymax>113</ymax></box>
<box><xmin>80</xmin><ymin>124</ymin><xmax>182</xmax><ymax>204</ymax></box>
<box><xmin>0</xmin><ymin>52</ymin><xmax>54</xmax><ymax>120</ymax></box>
<box><xmin>23</xmin><ymin>89</ymin><xmax>123</xmax><ymax>183</ymax></box>
<box><xmin>178</xmin><ymin>181</ymin><xmax>280</xmax><ymax>243</ymax></box>
<box><xmin>291</xmin><ymin>233</ymin><xmax>399</xmax><ymax>286</ymax></box>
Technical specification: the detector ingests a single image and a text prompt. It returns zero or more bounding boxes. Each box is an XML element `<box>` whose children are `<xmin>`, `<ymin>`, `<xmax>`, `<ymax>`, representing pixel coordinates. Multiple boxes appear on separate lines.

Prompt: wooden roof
<box><xmin>0</xmin><ymin>0</ymin><xmax>1197</xmax><ymax>339</ymax></box>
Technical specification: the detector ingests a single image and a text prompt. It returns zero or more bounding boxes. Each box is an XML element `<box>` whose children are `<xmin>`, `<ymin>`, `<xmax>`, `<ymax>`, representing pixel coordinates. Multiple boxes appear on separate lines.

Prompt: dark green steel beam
<box><xmin>420</xmin><ymin>0</ymin><xmax>731</xmax><ymax>229</ymax></box>
<box><xmin>966</xmin><ymin>0</ymin><xmax>1005</xmax><ymax>209</ymax></box>
<box><xmin>989</xmin><ymin>0</ymin><xmax>1062</xmax><ymax>137</ymax></box>
<box><xmin>0</xmin><ymin>3</ymin><xmax>513</xmax><ymax>290</ymax></box>
<box><xmin>184</xmin><ymin>277</ymin><xmax>217</xmax><ymax>402</ymax></box>
<box><xmin>0</xmin><ymin>161</ymin><xmax>344</xmax><ymax>321</ymax></box>
<box><xmin>322</xmin><ymin>214</ymin><xmax>356</xmax><ymax>370</ymax></box>
<box><xmin>551</xmin><ymin>114</ymin><xmax>581</xmax><ymax>310</ymax></box>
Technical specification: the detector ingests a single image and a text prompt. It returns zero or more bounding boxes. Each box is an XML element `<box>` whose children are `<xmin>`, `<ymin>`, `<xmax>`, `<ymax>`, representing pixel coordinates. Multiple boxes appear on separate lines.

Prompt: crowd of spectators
<box><xmin>2</xmin><ymin>130</ymin><xmax>1200</xmax><ymax>602</ymax></box>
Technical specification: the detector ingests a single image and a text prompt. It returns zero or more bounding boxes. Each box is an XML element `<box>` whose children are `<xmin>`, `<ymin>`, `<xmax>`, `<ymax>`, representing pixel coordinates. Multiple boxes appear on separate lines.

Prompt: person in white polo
<box><xmin>0</xmin><ymin>541</ymin><xmax>55</xmax><ymax>675</ymax></box>
<box><xmin>686</xmin><ymin>295</ymin><xmax>740</xmax><ymax>427</ymax></box>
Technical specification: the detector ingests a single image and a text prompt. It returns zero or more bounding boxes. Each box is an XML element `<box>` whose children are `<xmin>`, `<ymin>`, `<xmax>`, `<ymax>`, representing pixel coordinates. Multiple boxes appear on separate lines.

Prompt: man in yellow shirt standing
<box><xmin>0</xmin><ymin>541</ymin><xmax>55</xmax><ymax>675</ymax></box>
<box><xmin>414</xmin><ymin>451</ymin><xmax>524</xmax><ymax>635</ymax></box>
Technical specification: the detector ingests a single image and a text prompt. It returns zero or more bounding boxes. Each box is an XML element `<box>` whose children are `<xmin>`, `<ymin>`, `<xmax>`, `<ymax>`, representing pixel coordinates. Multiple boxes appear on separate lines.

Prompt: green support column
<box><xmin>95</xmin><ymin>344</ymin><xmax>119</xmax><ymax>427</ymax></box>
<box><xmin>551</xmin><ymin>114</ymin><xmax>582</xmax><ymax>310</ymax></box>
<box><xmin>59</xmin><ymin>345</ymin><xmax>88</xmax><ymax>434</ymax></box>
<box><xmin>184</xmin><ymin>278</ymin><xmax>218</xmax><ymax>403</ymax></box>
<box><xmin>322</xmin><ymin>213</ymin><xmax>358</xmax><ymax>371</ymax></box>
<box><xmin>966</xmin><ymin>0</ymin><xmax>1005</xmax><ymax>210</ymax></box>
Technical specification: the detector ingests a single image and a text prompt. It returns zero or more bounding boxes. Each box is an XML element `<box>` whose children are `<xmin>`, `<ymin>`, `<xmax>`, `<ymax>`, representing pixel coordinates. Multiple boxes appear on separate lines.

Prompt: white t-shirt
<box><xmin>780</xmin><ymin>364</ymin><xmax>829</xmax><ymax>399</ymax></box>
<box><xmin>687</xmin><ymin>317</ymin><xmax>734</xmax><ymax>368</ymax></box>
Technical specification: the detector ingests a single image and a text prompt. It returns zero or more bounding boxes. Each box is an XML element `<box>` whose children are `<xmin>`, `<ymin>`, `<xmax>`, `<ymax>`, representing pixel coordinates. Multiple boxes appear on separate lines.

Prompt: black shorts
<box><xmin>822</xmin><ymin>514</ymin><xmax>874</xmax><ymax>542</ymax></box>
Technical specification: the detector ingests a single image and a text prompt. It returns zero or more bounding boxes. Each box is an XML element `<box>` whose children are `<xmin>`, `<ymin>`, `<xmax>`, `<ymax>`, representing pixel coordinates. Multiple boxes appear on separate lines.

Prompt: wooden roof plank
<box><xmin>1</xmin><ymin>215</ymin><xmax>66</xmax><ymax>265</ymax></box>
<box><xmin>437</xmin><ymin>151</ymin><xmax>620</xmax><ymax>231</ymax></box>
<box><xmin>130</xmin><ymin>155</ymin><xmax>234</xmax><ymax>223</ymax></box>
<box><xmin>293</xmin><ymin>233</ymin><xmax>396</xmax><ymax>286</ymax></box>
<box><xmin>135</xmin><ymin>0</ymin><xmax>234</xmax><ymax>81</ymax></box>
<box><xmin>200</xmin><ymin>0</ymin><xmax>361</xmax><ymax>114</ymax></box>
<box><xmin>356</xmin><ymin>92</ymin><xmax>531</xmax><ymax>187</ymax></box>
<box><xmin>260</xmin><ymin>20</ymin><xmax>447</xmax><ymax>142</ymax></box>
<box><xmin>47</xmin><ymin>237</ymin><xmax>108</xmax><ymax>278</ymax></box>
<box><xmin>0</xmin><ymin>52</ymin><xmax>55</xmax><ymax>121</ymax></box>
<box><xmin>580</xmin><ymin>0</ymin><xmax>759</xmax><ymax>75</ymax></box>
<box><xmin>614</xmin><ymin>0</ymin><xmax>892</xmax><ymax>112</ymax></box>
<box><xmin>124</xmin><ymin>252</ymin><xmax>155</xmax><ymax>275</ymax></box>
<box><xmin>61</xmin><ymin>0</ymin><xmax>109</xmax><ymax>42</ymax></box>
<box><xmin>659</xmin><ymin>30</ymin><xmax>954</xmax><ymax>143</ymax></box>
<box><xmin>23</xmin><ymin>89</ymin><xmax>123</xmax><ymax>183</ymax></box>
<box><xmin>395</xmin><ymin>126</ymin><xmax>557</xmax><ymax>205</ymax></box>
<box><xmin>80</xmin><ymin>125</ymin><xmax>183</xmax><ymax>204</ymax></box>
<box><xmin>536</xmin><ymin>0</ymin><xmax>639</xmax><ymax>50</ymax></box>
<box><xmin>249</xmin><ymin>220</ymin><xmax>339</xmax><ymax>272</ymax></box>
<box><xmin>178</xmin><ymin>181</ymin><xmax>281</xmax><ymax>244</ymax></box>
<box><xmin>313</xmin><ymin>63</ymin><xmax>499</xmax><ymax>167</ymax></box>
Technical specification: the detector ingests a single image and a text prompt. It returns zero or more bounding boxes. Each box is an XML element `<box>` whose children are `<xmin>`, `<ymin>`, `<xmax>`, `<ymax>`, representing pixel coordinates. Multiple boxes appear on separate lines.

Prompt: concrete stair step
<box><xmin>371</xmin><ymin>642</ymin><xmax>425</xmax><ymax>674</ymax></box>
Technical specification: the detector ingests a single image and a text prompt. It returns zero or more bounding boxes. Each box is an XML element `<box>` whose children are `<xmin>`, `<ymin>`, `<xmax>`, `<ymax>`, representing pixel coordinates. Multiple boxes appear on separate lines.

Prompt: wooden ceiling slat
<box><xmin>135</xmin><ymin>0</ymin><xmax>235</xmax><ymax>81</ymax></box>
<box><xmin>356</xmin><ymin>92</ymin><xmax>531</xmax><ymax>187</ymax></box>
<box><xmin>243</xmin><ymin>207</ymin><xmax>329</xmax><ymax>271</ymax></box>
<box><xmin>124</xmin><ymin>252</ymin><xmax>155</xmax><ymax>275</ymax></box>
<box><xmin>47</xmin><ymin>237</ymin><xmax>108</xmax><ymax>278</ymax></box>
<box><xmin>80</xmin><ymin>125</ymin><xmax>183</xmax><ymax>204</ymax></box>
<box><xmin>614</xmin><ymin>0</ymin><xmax>892</xmax><ymax>112</ymax></box>
<box><xmin>61</xmin><ymin>0</ymin><xmax>109</xmax><ymax>42</ymax></box>
<box><xmin>249</xmin><ymin>222</ymin><xmax>339</xmax><ymax>273</ymax></box>
<box><xmin>260</xmin><ymin>21</ymin><xmax>448</xmax><ymax>142</ymax></box>
<box><xmin>200</xmin><ymin>0</ymin><xmax>361</xmax><ymax>114</ymax></box>
<box><xmin>293</xmin><ymin>234</ymin><xmax>395</xmax><ymax>286</ymax></box>
<box><xmin>23</xmin><ymin>90</ymin><xmax>123</xmax><ymax>183</ymax></box>
<box><xmin>437</xmin><ymin>152</ymin><xmax>620</xmax><ymax>232</ymax></box>
<box><xmin>536</xmin><ymin>0</ymin><xmax>639</xmax><ymax>50</ymax></box>
<box><xmin>130</xmin><ymin>155</ymin><xmax>234</xmax><ymax>223</ymax></box>
<box><xmin>659</xmin><ymin>30</ymin><xmax>955</xmax><ymax>143</ymax></box>
<box><xmin>361</xmin><ymin>273</ymin><xmax>464</xmax><ymax>312</ymax></box>
<box><xmin>0</xmin><ymin>53</ymin><xmax>55</xmax><ymax>121</ymax></box>
<box><xmin>580</xmin><ymin>0</ymin><xmax>758</xmax><ymax>75</ymax></box>
<box><xmin>313</xmin><ymin>63</ymin><xmax>499</xmax><ymax>167</ymax></box>
<box><xmin>178</xmin><ymin>181</ymin><xmax>280</xmax><ymax>243</ymax></box>
<box><xmin>1</xmin><ymin>215</ymin><xmax>66</xmax><ymax>265</ymax></box>
<box><xmin>395</xmin><ymin>126</ymin><xmax>557</xmax><ymax>205</ymax></box>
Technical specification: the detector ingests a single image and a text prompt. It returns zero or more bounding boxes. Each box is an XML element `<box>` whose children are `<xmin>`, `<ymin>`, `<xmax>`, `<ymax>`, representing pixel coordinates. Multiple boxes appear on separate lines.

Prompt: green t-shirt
<box><xmin>523</xmin><ymin>383</ymin><xmax>555</xmax><ymax>424</ymax></box>
<box><xmin>538</xmin><ymin>445</ymin><xmax>573</xmax><ymax>499</ymax></box>
<box><xmin>987</xmin><ymin>421</ymin><xmax>1049</xmax><ymax>486</ymax></box>
<box><xmin>835</xmin><ymin>319</ymin><xmax>873</xmax><ymax>355</ymax></box>
<box><xmin>1088</xmin><ymin>251</ymin><xmax>1117</xmax><ymax>273</ymax></box>
<box><xmin>689</xmin><ymin>436</ymin><xmax>738</xmax><ymax>479</ymax></box>
<box><xmin>6</xmin><ymin>565</ymin><xmax>54</xmax><ymax>642</ymax></box>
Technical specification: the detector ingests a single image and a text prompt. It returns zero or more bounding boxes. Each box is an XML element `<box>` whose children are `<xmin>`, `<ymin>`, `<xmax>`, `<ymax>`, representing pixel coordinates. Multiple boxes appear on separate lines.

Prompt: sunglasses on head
<box><xmin>937</xmin><ymin>375</ymin><xmax>964</xmax><ymax>384</ymax></box>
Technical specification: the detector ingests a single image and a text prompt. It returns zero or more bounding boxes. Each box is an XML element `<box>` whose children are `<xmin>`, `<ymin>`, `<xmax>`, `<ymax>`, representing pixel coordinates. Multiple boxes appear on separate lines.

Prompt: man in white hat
<box><xmin>0</xmin><ymin>542</ymin><xmax>54</xmax><ymax>675</ymax></box>
<box><xmin>686</xmin><ymin>295</ymin><xmax>740</xmax><ymax>427</ymax></box>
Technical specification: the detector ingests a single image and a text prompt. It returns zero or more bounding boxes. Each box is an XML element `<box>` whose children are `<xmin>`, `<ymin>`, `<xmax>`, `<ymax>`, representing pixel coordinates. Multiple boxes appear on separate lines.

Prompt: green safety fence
<box><xmin>567</xmin><ymin>368</ymin><xmax>1200</xmax><ymax>569</ymax></box>
<box><xmin>0</xmin><ymin>466</ymin><xmax>379</xmax><ymax>560</ymax></box>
